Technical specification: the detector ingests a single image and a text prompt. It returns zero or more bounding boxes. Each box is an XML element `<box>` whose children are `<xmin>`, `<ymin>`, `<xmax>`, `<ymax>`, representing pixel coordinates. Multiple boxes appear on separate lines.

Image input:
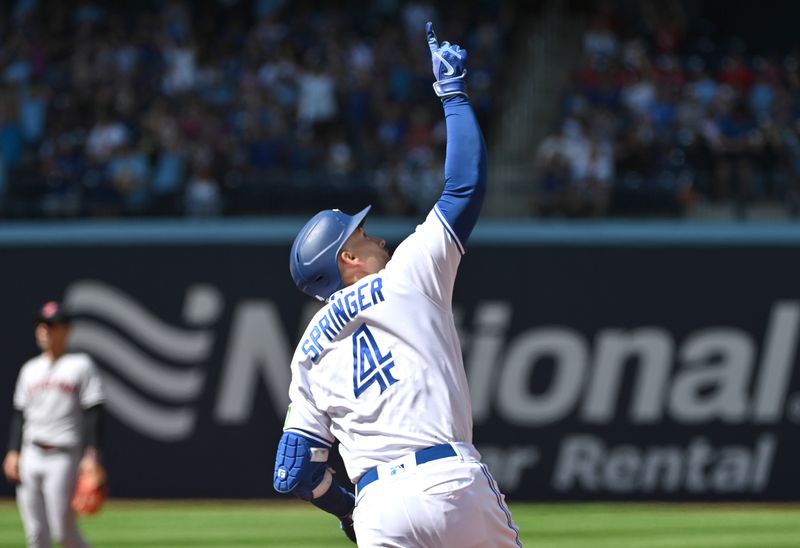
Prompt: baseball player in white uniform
<box><xmin>3</xmin><ymin>301</ymin><xmax>105</xmax><ymax>548</ymax></box>
<box><xmin>273</xmin><ymin>23</ymin><xmax>521</xmax><ymax>547</ymax></box>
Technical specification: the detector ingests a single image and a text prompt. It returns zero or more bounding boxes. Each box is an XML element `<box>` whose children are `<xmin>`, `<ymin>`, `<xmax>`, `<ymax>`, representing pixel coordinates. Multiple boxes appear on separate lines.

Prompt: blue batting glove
<box><xmin>426</xmin><ymin>21</ymin><xmax>468</xmax><ymax>98</ymax></box>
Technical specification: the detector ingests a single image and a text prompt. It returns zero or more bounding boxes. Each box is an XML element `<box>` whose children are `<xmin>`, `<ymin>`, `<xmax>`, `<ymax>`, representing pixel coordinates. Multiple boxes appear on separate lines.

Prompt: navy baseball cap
<box><xmin>34</xmin><ymin>301</ymin><xmax>73</xmax><ymax>325</ymax></box>
<box><xmin>290</xmin><ymin>205</ymin><xmax>371</xmax><ymax>301</ymax></box>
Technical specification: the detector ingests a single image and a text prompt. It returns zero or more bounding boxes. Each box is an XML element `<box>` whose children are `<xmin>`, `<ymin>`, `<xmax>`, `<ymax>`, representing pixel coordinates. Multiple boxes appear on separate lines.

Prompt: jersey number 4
<box><xmin>352</xmin><ymin>324</ymin><xmax>398</xmax><ymax>398</ymax></box>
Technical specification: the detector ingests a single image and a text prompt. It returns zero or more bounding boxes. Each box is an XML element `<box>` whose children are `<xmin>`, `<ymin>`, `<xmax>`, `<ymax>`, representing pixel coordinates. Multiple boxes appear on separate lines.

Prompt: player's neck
<box><xmin>341</xmin><ymin>268</ymin><xmax>369</xmax><ymax>288</ymax></box>
<box><xmin>44</xmin><ymin>347</ymin><xmax>67</xmax><ymax>362</ymax></box>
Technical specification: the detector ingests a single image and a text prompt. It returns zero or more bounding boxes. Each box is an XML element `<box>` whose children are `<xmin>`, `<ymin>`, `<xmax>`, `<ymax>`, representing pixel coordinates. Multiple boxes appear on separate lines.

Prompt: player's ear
<box><xmin>338</xmin><ymin>249</ymin><xmax>361</xmax><ymax>287</ymax></box>
<box><xmin>339</xmin><ymin>249</ymin><xmax>359</xmax><ymax>266</ymax></box>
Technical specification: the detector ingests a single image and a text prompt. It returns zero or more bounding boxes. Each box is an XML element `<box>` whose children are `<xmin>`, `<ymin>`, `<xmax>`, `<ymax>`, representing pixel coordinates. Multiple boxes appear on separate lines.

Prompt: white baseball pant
<box><xmin>353</xmin><ymin>442</ymin><xmax>522</xmax><ymax>547</ymax></box>
<box><xmin>16</xmin><ymin>443</ymin><xmax>89</xmax><ymax>548</ymax></box>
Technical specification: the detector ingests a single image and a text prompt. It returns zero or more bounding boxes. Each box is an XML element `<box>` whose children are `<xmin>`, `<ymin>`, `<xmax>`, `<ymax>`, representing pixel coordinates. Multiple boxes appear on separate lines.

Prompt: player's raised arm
<box><xmin>427</xmin><ymin>21</ymin><xmax>488</xmax><ymax>253</ymax></box>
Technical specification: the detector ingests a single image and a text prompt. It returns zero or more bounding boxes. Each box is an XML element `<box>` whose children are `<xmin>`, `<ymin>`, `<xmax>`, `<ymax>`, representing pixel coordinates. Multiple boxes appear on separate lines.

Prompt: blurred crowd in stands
<box><xmin>0</xmin><ymin>0</ymin><xmax>514</xmax><ymax>218</ymax></box>
<box><xmin>4</xmin><ymin>0</ymin><xmax>797</xmax><ymax>221</ymax></box>
<box><xmin>534</xmin><ymin>0</ymin><xmax>800</xmax><ymax>218</ymax></box>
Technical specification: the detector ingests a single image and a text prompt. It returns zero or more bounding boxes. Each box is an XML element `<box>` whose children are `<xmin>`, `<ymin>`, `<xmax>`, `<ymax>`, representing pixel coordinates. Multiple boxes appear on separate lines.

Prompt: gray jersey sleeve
<box><xmin>12</xmin><ymin>364</ymin><xmax>30</xmax><ymax>411</ymax></box>
<box><xmin>79</xmin><ymin>356</ymin><xmax>105</xmax><ymax>409</ymax></box>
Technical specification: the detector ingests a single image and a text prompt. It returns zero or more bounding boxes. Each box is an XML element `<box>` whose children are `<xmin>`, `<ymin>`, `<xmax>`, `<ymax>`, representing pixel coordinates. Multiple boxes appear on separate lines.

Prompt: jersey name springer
<box><xmin>301</xmin><ymin>276</ymin><xmax>386</xmax><ymax>362</ymax></box>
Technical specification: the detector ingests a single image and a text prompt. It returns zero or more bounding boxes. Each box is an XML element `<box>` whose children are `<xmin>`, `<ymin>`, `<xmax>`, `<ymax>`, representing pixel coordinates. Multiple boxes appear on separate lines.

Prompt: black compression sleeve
<box><xmin>83</xmin><ymin>404</ymin><xmax>105</xmax><ymax>450</ymax></box>
<box><xmin>7</xmin><ymin>409</ymin><xmax>22</xmax><ymax>453</ymax></box>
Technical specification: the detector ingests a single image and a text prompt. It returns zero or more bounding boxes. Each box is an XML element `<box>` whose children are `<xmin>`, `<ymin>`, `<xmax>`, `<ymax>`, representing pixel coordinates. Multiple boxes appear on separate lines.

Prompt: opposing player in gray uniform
<box><xmin>273</xmin><ymin>24</ymin><xmax>521</xmax><ymax>547</ymax></box>
<box><xmin>3</xmin><ymin>301</ymin><xmax>105</xmax><ymax>548</ymax></box>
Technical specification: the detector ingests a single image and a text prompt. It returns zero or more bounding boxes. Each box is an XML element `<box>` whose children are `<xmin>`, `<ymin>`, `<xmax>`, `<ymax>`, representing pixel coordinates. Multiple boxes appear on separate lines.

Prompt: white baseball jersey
<box><xmin>13</xmin><ymin>352</ymin><xmax>104</xmax><ymax>448</ymax></box>
<box><xmin>284</xmin><ymin>207</ymin><xmax>472</xmax><ymax>483</ymax></box>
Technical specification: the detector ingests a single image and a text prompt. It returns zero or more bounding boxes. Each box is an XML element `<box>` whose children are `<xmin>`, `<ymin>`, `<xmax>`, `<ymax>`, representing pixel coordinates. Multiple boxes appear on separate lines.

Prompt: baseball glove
<box><xmin>71</xmin><ymin>467</ymin><xmax>107</xmax><ymax>516</ymax></box>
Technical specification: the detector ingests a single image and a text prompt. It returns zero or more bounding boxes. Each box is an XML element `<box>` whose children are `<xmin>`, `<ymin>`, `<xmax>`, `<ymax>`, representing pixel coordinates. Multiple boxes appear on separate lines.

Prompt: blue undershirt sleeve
<box><xmin>435</xmin><ymin>95</ymin><xmax>488</xmax><ymax>251</ymax></box>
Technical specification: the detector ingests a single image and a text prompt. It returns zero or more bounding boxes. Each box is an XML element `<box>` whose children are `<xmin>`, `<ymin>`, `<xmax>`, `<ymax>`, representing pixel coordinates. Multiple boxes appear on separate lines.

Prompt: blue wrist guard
<box><xmin>433</xmin><ymin>71</ymin><xmax>468</xmax><ymax>98</ymax></box>
<box><xmin>311</xmin><ymin>480</ymin><xmax>355</xmax><ymax>519</ymax></box>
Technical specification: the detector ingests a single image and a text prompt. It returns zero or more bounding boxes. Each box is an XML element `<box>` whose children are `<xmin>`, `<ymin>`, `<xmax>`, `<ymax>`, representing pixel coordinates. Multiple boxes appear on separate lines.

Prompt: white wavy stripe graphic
<box><xmin>102</xmin><ymin>375</ymin><xmax>195</xmax><ymax>441</ymax></box>
<box><xmin>64</xmin><ymin>280</ymin><xmax>212</xmax><ymax>361</ymax></box>
<box><xmin>71</xmin><ymin>321</ymin><xmax>204</xmax><ymax>401</ymax></box>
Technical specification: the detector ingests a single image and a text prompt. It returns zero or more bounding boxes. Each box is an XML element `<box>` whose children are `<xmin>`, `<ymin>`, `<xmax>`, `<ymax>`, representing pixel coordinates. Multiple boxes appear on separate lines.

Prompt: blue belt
<box><xmin>356</xmin><ymin>444</ymin><xmax>457</xmax><ymax>496</ymax></box>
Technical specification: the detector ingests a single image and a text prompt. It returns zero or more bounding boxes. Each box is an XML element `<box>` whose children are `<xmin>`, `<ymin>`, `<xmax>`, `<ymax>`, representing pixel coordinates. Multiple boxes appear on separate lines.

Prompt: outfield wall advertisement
<box><xmin>0</xmin><ymin>237</ymin><xmax>798</xmax><ymax>500</ymax></box>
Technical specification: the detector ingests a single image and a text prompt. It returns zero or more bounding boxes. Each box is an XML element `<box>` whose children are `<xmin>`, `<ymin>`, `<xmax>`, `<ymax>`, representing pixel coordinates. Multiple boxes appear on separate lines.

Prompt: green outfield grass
<box><xmin>1</xmin><ymin>499</ymin><xmax>799</xmax><ymax>547</ymax></box>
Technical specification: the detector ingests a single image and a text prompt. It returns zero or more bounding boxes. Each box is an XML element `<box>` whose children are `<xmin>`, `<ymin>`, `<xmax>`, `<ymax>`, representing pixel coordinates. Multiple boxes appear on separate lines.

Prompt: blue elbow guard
<box><xmin>273</xmin><ymin>431</ymin><xmax>330</xmax><ymax>500</ymax></box>
<box><xmin>273</xmin><ymin>431</ymin><xmax>355</xmax><ymax>518</ymax></box>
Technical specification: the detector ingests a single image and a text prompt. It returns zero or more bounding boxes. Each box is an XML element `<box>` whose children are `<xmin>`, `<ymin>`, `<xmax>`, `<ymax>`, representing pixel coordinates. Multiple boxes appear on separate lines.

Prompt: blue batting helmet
<box><xmin>289</xmin><ymin>205</ymin><xmax>372</xmax><ymax>301</ymax></box>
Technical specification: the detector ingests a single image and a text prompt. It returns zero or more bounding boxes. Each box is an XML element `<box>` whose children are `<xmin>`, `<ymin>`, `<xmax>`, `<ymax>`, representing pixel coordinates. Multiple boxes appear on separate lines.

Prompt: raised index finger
<box><xmin>426</xmin><ymin>21</ymin><xmax>438</xmax><ymax>52</ymax></box>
